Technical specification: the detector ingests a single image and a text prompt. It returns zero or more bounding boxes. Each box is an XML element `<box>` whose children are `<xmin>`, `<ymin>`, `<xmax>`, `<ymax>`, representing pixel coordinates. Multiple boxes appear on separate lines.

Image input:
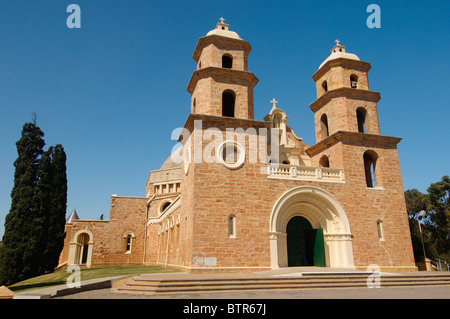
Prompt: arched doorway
<box><xmin>286</xmin><ymin>216</ymin><xmax>325</xmax><ymax>267</ymax></box>
<box><xmin>68</xmin><ymin>230</ymin><xmax>94</xmax><ymax>268</ymax></box>
<box><xmin>77</xmin><ymin>233</ymin><xmax>90</xmax><ymax>265</ymax></box>
<box><xmin>269</xmin><ymin>186</ymin><xmax>354</xmax><ymax>269</ymax></box>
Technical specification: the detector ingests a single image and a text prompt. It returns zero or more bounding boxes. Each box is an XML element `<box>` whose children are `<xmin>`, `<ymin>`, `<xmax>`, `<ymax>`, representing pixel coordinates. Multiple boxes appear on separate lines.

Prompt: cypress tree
<box><xmin>42</xmin><ymin>145</ymin><xmax>67</xmax><ymax>272</ymax></box>
<box><xmin>0</xmin><ymin>123</ymin><xmax>68</xmax><ymax>285</ymax></box>
<box><xmin>0</xmin><ymin>123</ymin><xmax>45</xmax><ymax>285</ymax></box>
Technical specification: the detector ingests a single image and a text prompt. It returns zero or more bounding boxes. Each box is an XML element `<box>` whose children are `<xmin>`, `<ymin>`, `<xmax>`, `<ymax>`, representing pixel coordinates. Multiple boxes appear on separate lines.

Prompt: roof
<box><xmin>205</xmin><ymin>18</ymin><xmax>242</xmax><ymax>40</ymax></box>
<box><xmin>66</xmin><ymin>209</ymin><xmax>80</xmax><ymax>224</ymax></box>
<box><xmin>319</xmin><ymin>40</ymin><xmax>360</xmax><ymax>69</ymax></box>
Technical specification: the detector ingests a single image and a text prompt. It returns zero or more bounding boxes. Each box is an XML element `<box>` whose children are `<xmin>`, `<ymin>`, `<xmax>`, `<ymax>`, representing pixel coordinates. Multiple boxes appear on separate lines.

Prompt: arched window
<box><xmin>377</xmin><ymin>220</ymin><xmax>384</xmax><ymax>241</ymax></box>
<box><xmin>222</xmin><ymin>54</ymin><xmax>233</xmax><ymax>69</ymax></box>
<box><xmin>363</xmin><ymin>150</ymin><xmax>378</xmax><ymax>188</ymax></box>
<box><xmin>222</xmin><ymin>90</ymin><xmax>235</xmax><ymax>117</ymax></box>
<box><xmin>320</xmin><ymin>114</ymin><xmax>329</xmax><ymax>140</ymax></box>
<box><xmin>228</xmin><ymin>215</ymin><xmax>236</xmax><ymax>238</ymax></box>
<box><xmin>159</xmin><ymin>200</ymin><xmax>172</xmax><ymax>215</ymax></box>
<box><xmin>126</xmin><ymin>234</ymin><xmax>132</xmax><ymax>253</ymax></box>
<box><xmin>350</xmin><ymin>74</ymin><xmax>358</xmax><ymax>89</ymax></box>
<box><xmin>319</xmin><ymin>155</ymin><xmax>330</xmax><ymax>168</ymax></box>
<box><xmin>356</xmin><ymin>107</ymin><xmax>367</xmax><ymax>133</ymax></box>
<box><xmin>322</xmin><ymin>80</ymin><xmax>328</xmax><ymax>93</ymax></box>
<box><xmin>192</xmin><ymin>98</ymin><xmax>196</xmax><ymax>113</ymax></box>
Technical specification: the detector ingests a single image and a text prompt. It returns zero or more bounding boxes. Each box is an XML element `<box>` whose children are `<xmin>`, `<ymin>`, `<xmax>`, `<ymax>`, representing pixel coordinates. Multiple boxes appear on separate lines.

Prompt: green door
<box><xmin>313</xmin><ymin>228</ymin><xmax>326</xmax><ymax>267</ymax></box>
<box><xmin>287</xmin><ymin>216</ymin><xmax>326</xmax><ymax>267</ymax></box>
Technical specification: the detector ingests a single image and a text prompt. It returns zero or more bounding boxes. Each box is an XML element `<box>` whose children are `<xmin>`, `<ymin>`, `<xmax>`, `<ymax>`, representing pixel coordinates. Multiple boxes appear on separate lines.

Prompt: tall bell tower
<box><xmin>310</xmin><ymin>40</ymin><xmax>382</xmax><ymax>143</ymax></box>
<box><xmin>306</xmin><ymin>40</ymin><xmax>404</xmax><ymax>190</ymax></box>
<box><xmin>186</xmin><ymin>18</ymin><xmax>259</xmax><ymax>119</ymax></box>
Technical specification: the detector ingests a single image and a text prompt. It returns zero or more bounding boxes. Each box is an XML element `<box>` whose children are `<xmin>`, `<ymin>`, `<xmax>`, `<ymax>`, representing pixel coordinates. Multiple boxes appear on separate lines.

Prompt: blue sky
<box><xmin>0</xmin><ymin>0</ymin><xmax>449</xmax><ymax>238</ymax></box>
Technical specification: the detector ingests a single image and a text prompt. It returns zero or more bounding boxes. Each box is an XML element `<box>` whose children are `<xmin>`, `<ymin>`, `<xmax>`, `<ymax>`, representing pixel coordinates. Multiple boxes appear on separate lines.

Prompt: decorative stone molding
<box><xmin>269</xmin><ymin>186</ymin><xmax>355</xmax><ymax>269</ymax></box>
<box><xmin>217</xmin><ymin>140</ymin><xmax>246</xmax><ymax>170</ymax></box>
<box><xmin>147</xmin><ymin>196</ymin><xmax>181</xmax><ymax>226</ymax></box>
<box><xmin>266</xmin><ymin>163</ymin><xmax>344</xmax><ymax>183</ymax></box>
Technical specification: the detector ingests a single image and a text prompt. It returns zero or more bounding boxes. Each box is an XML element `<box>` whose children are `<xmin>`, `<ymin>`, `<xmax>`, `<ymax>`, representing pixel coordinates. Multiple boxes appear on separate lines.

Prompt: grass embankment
<box><xmin>7</xmin><ymin>264</ymin><xmax>181</xmax><ymax>293</ymax></box>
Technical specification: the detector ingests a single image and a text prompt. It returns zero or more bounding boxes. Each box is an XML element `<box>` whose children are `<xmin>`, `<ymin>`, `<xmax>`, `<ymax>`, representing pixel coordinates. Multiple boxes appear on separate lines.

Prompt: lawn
<box><xmin>7</xmin><ymin>264</ymin><xmax>182</xmax><ymax>293</ymax></box>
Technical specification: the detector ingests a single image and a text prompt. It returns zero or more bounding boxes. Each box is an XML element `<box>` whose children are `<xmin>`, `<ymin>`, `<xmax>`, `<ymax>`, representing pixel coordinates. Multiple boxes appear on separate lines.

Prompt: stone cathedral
<box><xmin>58</xmin><ymin>19</ymin><xmax>417</xmax><ymax>273</ymax></box>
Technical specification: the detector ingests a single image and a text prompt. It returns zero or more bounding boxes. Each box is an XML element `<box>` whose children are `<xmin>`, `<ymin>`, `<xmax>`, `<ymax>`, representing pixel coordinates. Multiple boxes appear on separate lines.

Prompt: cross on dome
<box><xmin>331</xmin><ymin>39</ymin><xmax>346</xmax><ymax>54</ymax></box>
<box><xmin>219</xmin><ymin>17</ymin><xmax>225</xmax><ymax>23</ymax></box>
<box><xmin>270</xmin><ymin>98</ymin><xmax>278</xmax><ymax>108</ymax></box>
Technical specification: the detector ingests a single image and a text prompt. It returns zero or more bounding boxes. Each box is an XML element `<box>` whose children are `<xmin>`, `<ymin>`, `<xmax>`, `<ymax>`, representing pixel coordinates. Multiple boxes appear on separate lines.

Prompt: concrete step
<box><xmin>113</xmin><ymin>272</ymin><xmax>450</xmax><ymax>295</ymax></box>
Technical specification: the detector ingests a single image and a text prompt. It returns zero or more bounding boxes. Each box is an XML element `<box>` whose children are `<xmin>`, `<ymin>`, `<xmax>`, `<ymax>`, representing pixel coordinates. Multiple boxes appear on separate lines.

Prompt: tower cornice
<box><xmin>305</xmin><ymin>131</ymin><xmax>402</xmax><ymax>157</ymax></box>
<box><xmin>187</xmin><ymin>66</ymin><xmax>259</xmax><ymax>94</ymax></box>
<box><xmin>313</xmin><ymin>58</ymin><xmax>371</xmax><ymax>82</ymax></box>
<box><xmin>192</xmin><ymin>35</ymin><xmax>252</xmax><ymax>62</ymax></box>
<box><xmin>309</xmin><ymin>87</ymin><xmax>381</xmax><ymax>113</ymax></box>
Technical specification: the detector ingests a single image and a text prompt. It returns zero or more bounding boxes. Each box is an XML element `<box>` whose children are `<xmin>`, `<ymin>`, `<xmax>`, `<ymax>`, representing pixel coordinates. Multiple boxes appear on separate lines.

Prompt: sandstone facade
<box><xmin>58</xmin><ymin>20</ymin><xmax>416</xmax><ymax>273</ymax></box>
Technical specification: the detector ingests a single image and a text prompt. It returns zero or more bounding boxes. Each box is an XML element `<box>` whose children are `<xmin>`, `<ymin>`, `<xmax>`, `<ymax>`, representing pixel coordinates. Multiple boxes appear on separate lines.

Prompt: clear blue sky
<box><xmin>0</xmin><ymin>0</ymin><xmax>449</xmax><ymax>238</ymax></box>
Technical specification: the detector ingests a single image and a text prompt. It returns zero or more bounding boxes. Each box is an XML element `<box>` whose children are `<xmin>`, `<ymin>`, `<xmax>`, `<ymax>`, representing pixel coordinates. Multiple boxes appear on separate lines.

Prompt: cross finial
<box><xmin>270</xmin><ymin>98</ymin><xmax>278</xmax><ymax>108</ymax></box>
<box><xmin>335</xmin><ymin>39</ymin><xmax>340</xmax><ymax>46</ymax></box>
<box><xmin>219</xmin><ymin>17</ymin><xmax>225</xmax><ymax>23</ymax></box>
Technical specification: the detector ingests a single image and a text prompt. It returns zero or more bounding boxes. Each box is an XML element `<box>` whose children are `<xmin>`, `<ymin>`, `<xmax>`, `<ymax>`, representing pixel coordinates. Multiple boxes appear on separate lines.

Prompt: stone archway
<box><xmin>68</xmin><ymin>230</ymin><xmax>94</xmax><ymax>268</ymax></box>
<box><xmin>269</xmin><ymin>186</ymin><xmax>355</xmax><ymax>269</ymax></box>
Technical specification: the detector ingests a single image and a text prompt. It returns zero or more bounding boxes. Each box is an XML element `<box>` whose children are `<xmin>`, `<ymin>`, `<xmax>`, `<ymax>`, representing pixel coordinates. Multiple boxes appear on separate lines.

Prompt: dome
<box><xmin>160</xmin><ymin>149</ymin><xmax>182</xmax><ymax>170</ymax></box>
<box><xmin>319</xmin><ymin>40</ymin><xmax>360</xmax><ymax>69</ymax></box>
<box><xmin>206</xmin><ymin>18</ymin><xmax>242</xmax><ymax>40</ymax></box>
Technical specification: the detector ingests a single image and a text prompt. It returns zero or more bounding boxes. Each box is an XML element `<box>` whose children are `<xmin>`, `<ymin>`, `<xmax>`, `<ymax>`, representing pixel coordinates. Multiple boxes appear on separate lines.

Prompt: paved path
<box><xmin>15</xmin><ymin>267</ymin><xmax>450</xmax><ymax>299</ymax></box>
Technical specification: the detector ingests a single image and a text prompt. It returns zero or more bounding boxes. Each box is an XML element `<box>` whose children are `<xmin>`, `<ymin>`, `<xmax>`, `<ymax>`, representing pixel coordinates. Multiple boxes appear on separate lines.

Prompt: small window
<box><xmin>222</xmin><ymin>54</ymin><xmax>233</xmax><ymax>69</ymax></box>
<box><xmin>222</xmin><ymin>90</ymin><xmax>235</xmax><ymax>117</ymax></box>
<box><xmin>350</xmin><ymin>74</ymin><xmax>358</xmax><ymax>89</ymax></box>
<box><xmin>160</xmin><ymin>201</ymin><xmax>172</xmax><ymax>215</ymax></box>
<box><xmin>319</xmin><ymin>155</ymin><xmax>330</xmax><ymax>168</ymax></box>
<box><xmin>126</xmin><ymin>235</ymin><xmax>132</xmax><ymax>253</ymax></box>
<box><xmin>377</xmin><ymin>220</ymin><xmax>384</xmax><ymax>241</ymax></box>
<box><xmin>320</xmin><ymin>114</ymin><xmax>329</xmax><ymax>140</ymax></box>
<box><xmin>322</xmin><ymin>80</ymin><xmax>328</xmax><ymax>93</ymax></box>
<box><xmin>228</xmin><ymin>215</ymin><xmax>236</xmax><ymax>238</ymax></box>
<box><xmin>356</xmin><ymin>107</ymin><xmax>366</xmax><ymax>133</ymax></box>
<box><xmin>363</xmin><ymin>151</ymin><xmax>378</xmax><ymax>188</ymax></box>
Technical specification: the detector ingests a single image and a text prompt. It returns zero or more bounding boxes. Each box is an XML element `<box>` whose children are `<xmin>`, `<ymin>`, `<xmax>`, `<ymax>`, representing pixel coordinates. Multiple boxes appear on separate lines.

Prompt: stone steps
<box><xmin>112</xmin><ymin>272</ymin><xmax>450</xmax><ymax>295</ymax></box>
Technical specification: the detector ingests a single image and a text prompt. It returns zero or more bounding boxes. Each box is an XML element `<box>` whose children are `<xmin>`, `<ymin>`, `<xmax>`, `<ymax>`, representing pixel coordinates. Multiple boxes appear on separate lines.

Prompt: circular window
<box><xmin>159</xmin><ymin>200</ymin><xmax>172</xmax><ymax>215</ymax></box>
<box><xmin>217</xmin><ymin>141</ymin><xmax>245</xmax><ymax>169</ymax></box>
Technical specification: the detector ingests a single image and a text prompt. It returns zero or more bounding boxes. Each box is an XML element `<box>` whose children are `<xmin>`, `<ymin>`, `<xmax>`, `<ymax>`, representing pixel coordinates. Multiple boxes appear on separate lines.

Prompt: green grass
<box><xmin>7</xmin><ymin>264</ymin><xmax>182</xmax><ymax>293</ymax></box>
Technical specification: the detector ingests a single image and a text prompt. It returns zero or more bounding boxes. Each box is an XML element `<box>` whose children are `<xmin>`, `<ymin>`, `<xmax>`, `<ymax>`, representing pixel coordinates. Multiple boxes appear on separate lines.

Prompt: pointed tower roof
<box><xmin>66</xmin><ymin>209</ymin><xmax>80</xmax><ymax>224</ymax></box>
<box><xmin>319</xmin><ymin>40</ymin><xmax>360</xmax><ymax>69</ymax></box>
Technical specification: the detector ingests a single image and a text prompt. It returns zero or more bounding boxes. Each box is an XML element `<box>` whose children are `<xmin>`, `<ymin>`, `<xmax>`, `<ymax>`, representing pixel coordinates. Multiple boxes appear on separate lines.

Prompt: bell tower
<box><xmin>306</xmin><ymin>41</ymin><xmax>405</xmax><ymax>190</ymax></box>
<box><xmin>310</xmin><ymin>40</ymin><xmax>381</xmax><ymax>143</ymax></box>
<box><xmin>186</xmin><ymin>18</ymin><xmax>258</xmax><ymax>119</ymax></box>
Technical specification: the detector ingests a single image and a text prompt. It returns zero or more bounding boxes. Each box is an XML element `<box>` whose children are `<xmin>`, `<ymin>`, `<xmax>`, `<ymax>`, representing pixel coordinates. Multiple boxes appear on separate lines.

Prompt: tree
<box><xmin>427</xmin><ymin>176</ymin><xmax>450</xmax><ymax>257</ymax></box>
<box><xmin>405</xmin><ymin>176</ymin><xmax>450</xmax><ymax>263</ymax></box>
<box><xmin>0</xmin><ymin>123</ymin><xmax>46</xmax><ymax>284</ymax></box>
<box><xmin>0</xmin><ymin>122</ymin><xmax>68</xmax><ymax>285</ymax></box>
<box><xmin>43</xmin><ymin>145</ymin><xmax>67</xmax><ymax>272</ymax></box>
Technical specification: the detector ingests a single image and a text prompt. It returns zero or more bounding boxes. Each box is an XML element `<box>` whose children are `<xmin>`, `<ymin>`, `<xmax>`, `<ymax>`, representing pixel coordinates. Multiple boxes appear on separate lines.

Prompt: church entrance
<box><xmin>269</xmin><ymin>186</ymin><xmax>355</xmax><ymax>269</ymax></box>
<box><xmin>286</xmin><ymin>216</ymin><xmax>325</xmax><ymax>267</ymax></box>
